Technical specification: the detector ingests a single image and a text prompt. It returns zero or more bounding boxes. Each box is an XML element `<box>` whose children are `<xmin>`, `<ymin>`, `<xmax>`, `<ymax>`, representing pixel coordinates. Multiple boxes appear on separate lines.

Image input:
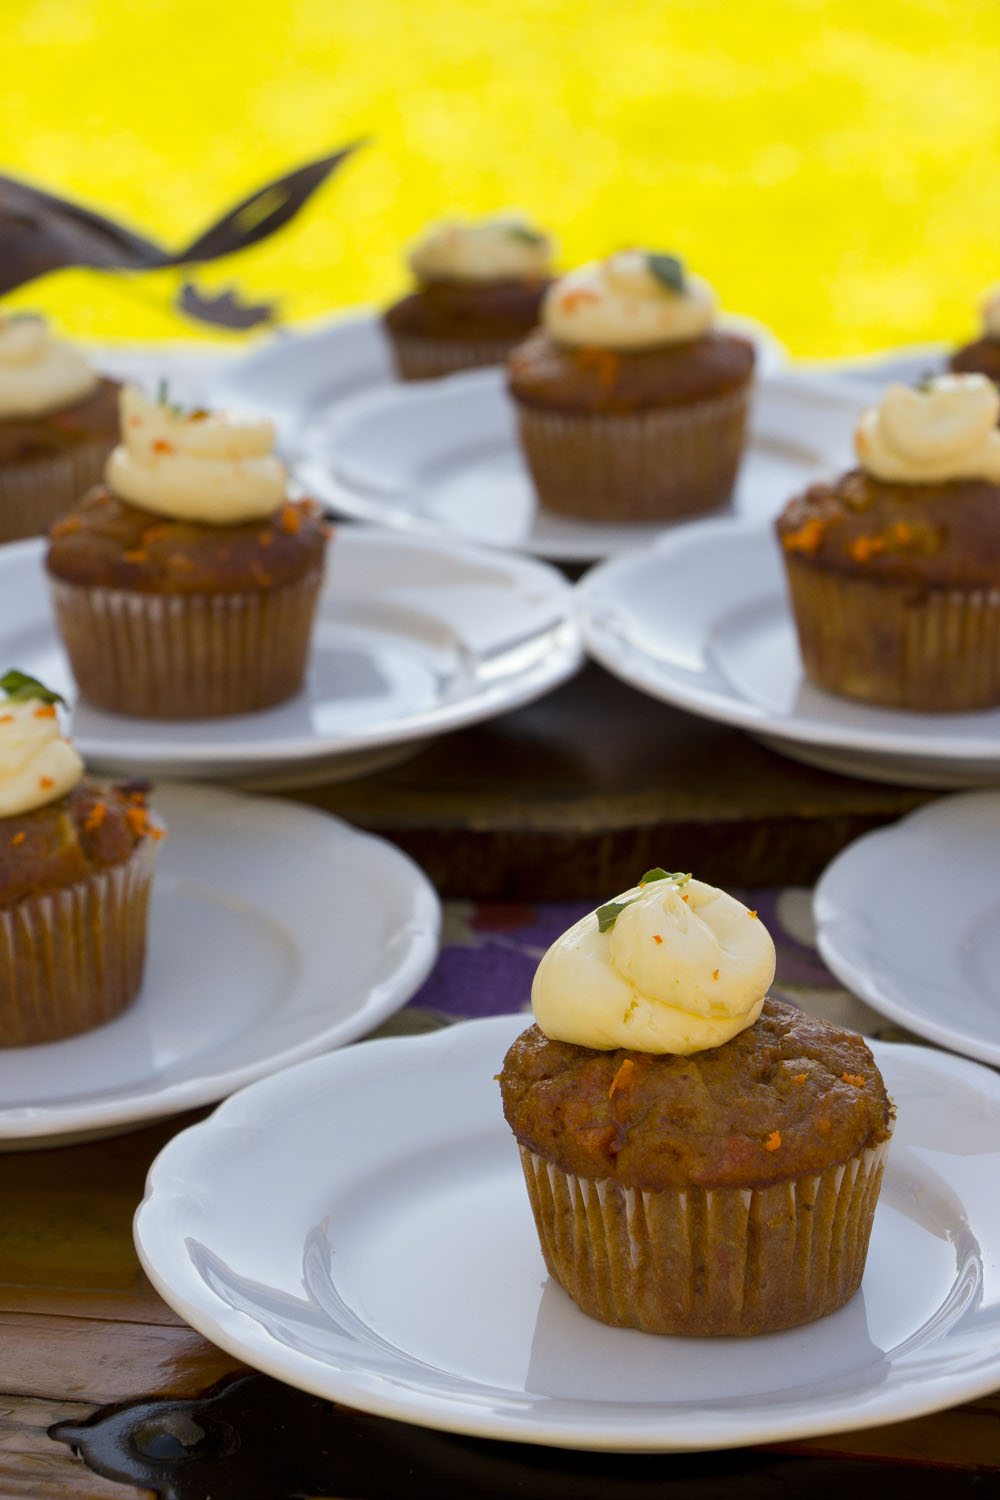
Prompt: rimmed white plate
<box><xmin>0</xmin><ymin>783</ymin><xmax>440</xmax><ymax>1147</ymax></box>
<box><xmin>815</xmin><ymin>791</ymin><xmax>1000</xmax><ymax>1064</ymax></box>
<box><xmin>209</xmin><ymin>308</ymin><xmax>787</xmax><ymax>451</ymax></box>
<box><xmin>3</xmin><ymin>529</ymin><xmax>581</xmax><ymax>785</ymax></box>
<box><xmin>576</xmin><ymin>517</ymin><xmax>1000</xmax><ymax>787</ymax></box>
<box><xmin>296</xmin><ymin>367</ymin><xmax>863</xmax><ymax>563</ymax></box>
<box><xmin>135</xmin><ymin>1012</ymin><xmax>1000</xmax><ymax>1453</ymax></box>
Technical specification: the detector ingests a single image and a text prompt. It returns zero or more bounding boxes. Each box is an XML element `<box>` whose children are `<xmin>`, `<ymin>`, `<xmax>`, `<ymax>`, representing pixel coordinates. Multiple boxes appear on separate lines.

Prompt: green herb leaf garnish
<box><xmin>647</xmin><ymin>253</ymin><xmax>685</xmax><ymax>294</ymax></box>
<box><xmin>0</xmin><ymin>669</ymin><xmax>65</xmax><ymax>706</ymax></box>
<box><xmin>505</xmin><ymin>224</ymin><xmax>546</xmax><ymax>246</ymax></box>
<box><xmin>596</xmin><ymin>869</ymin><xmax>692</xmax><ymax>933</ymax></box>
<box><xmin>156</xmin><ymin>377</ymin><xmax>187</xmax><ymax>417</ymax></box>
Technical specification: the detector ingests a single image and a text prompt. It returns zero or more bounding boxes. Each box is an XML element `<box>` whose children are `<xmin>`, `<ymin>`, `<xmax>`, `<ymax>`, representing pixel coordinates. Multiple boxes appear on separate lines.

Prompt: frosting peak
<box><xmin>106</xmin><ymin>386</ymin><xmax>287</xmax><ymax>523</ymax></box>
<box><xmin>0</xmin><ymin>315</ymin><xmax>97</xmax><ymax>418</ymax></box>
<box><xmin>0</xmin><ymin>692</ymin><xmax>83</xmax><ymax>817</ymax></box>
<box><xmin>855</xmin><ymin>374</ymin><xmax>1000</xmax><ymax>483</ymax></box>
<box><xmin>543</xmin><ymin>251</ymin><xmax>716</xmax><ymax>349</ymax></box>
<box><xmin>531</xmin><ymin>874</ymin><xmax>775</xmax><ymax>1054</ymax></box>
<box><xmin>408</xmin><ymin>212</ymin><xmax>553</xmax><ymax>283</ymax></box>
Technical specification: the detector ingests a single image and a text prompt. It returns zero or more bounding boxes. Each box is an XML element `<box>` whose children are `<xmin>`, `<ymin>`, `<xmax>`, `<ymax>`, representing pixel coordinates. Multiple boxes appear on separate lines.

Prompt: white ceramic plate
<box><xmin>815</xmin><ymin>791</ymin><xmax>1000</xmax><ymax>1064</ymax></box>
<box><xmin>3</xmin><ymin>529</ymin><xmax>581</xmax><ymax>785</ymax></box>
<box><xmin>135</xmin><ymin>1012</ymin><xmax>1000</xmax><ymax>1452</ymax></box>
<box><xmin>0</xmin><ymin>782</ymin><xmax>440</xmax><ymax>1147</ymax></box>
<box><xmin>576</xmin><ymin>517</ymin><xmax>1000</xmax><ymax>787</ymax></box>
<box><xmin>209</xmin><ymin>308</ymin><xmax>787</xmax><ymax>452</ymax></box>
<box><xmin>296</xmin><ymin>367</ymin><xmax>864</xmax><ymax>563</ymax></box>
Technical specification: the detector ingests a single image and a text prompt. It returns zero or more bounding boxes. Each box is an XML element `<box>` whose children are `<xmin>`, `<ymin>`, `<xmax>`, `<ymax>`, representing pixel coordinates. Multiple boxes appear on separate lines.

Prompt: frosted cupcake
<box><xmin>499</xmin><ymin>870</ymin><xmax>893</xmax><ymax>1336</ymax></box>
<box><xmin>507</xmin><ymin>251</ymin><xmax>755</xmax><ymax>520</ymax></box>
<box><xmin>0</xmin><ymin>671</ymin><xmax>160</xmax><ymax>1043</ymax></box>
<box><xmin>949</xmin><ymin>285</ymin><xmax>1000</xmax><ymax>388</ymax></box>
<box><xmin>776</xmin><ymin>373</ymin><xmax>1000</xmax><ymax>710</ymax></box>
<box><xmin>0</xmin><ymin>315</ymin><xmax>118</xmax><ymax>543</ymax></box>
<box><xmin>46</xmin><ymin>386</ymin><xmax>329</xmax><ymax>718</ymax></box>
<box><xmin>383</xmin><ymin>212</ymin><xmax>554</xmax><ymax>380</ymax></box>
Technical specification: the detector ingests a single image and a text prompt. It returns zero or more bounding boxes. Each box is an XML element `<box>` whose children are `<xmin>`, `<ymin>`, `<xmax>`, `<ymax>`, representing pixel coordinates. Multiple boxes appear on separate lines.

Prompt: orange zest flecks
<box><xmin>151</xmin><ymin>438</ymin><xmax>174</xmax><ymax>455</ymax></box>
<box><xmin>11</xmin><ymin>831</ymin><xmax>25</xmax><ymax>846</ymax></box>
<box><xmin>279</xmin><ymin>502</ymin><xmax>301</xmax><ymax>534</ymax></box>
<box><xmin>653</xmin><ymin>934</ymin><xmax>663</xmax><ymax>945</ymax></box>
<box><xmin>561</xmin><ymin>287</ymin><xmax>600</xmax><ymax>313</ymax></box>
<box><xmin>781</xmin><ymin>516</ymin><xmax>827</xmax><ymax>554</ymax></box>
<box><xmin>0</xmin><ymin>714</ymin><xmax>13</xmax><ymax>725</ymax></box>
<box><xmin>32</xmin><ymin>704</ymin><xmax>56</xmax><ymax>719</ymax></box>
<box><xmin>38</xmin><ymin>776</ymin><xmax>54</xmax><ymax>789</ymax></box>
<box><xmin>712</xmin><ymin>968</ymin><xmax>720</xmax><ymax>980</ymax></box>
<box><xmin>748</xmin><ymin>910</ymin><xmax>758</xmax><ymax>919</ymax></box>
<box><xmin>841</xmin><ymin>1072</ymin><xmax>867</xmax><ymax>1087</ymax></box>
<box><xmin>608</xmin><ymin>1058</ymin><xmax>635</xmax><ymax>1099</ymax></box>
<box><xmin>681</xmin><ymin>893</ymin><xmax>689</xmax><ymax>903</ymax></box>
<box><xmin>84</xmin><ymin>802</ymin><xmax>107</xmax><ymax>833</ymax></box>
<box><xmin>764</xmin><ymin>1130</ymin><xmax>782</xmax><ymax>1152</ymax></box>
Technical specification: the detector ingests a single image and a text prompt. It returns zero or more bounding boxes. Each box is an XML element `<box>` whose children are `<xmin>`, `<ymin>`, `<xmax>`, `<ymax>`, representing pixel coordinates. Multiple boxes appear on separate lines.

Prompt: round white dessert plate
<box><xmin>135</xmin><ymin>1011</ymin><xmax>1000</xmax><ymax>1453</ymax></box>
<box><xmin>0</xmin><ymin>782</ymin><xmax>440</xmax><ymax>1148</ymax></box>
<box><xmin>576</xmin><ymin>517</ymin><xmax>1000</xmax><ymax>787</ymax></box>
<box><xmin>296</xmin><ymin>365</ymin><xmax>863</xmax><ymax>563</ymax></box>
<box><xmin>2</xmin><ymin>529</ymin><xmax>581</xmax><ymax>785</ymax></box>
<box><xmin>208</xmin><ymin>307</ymin><xmax>787</xmax><ymax>451</ymax></box>
<box><xmin>815</xmin><ymin>790</ymin><xmax>1000</xmax><ymax>1064</ymax></box>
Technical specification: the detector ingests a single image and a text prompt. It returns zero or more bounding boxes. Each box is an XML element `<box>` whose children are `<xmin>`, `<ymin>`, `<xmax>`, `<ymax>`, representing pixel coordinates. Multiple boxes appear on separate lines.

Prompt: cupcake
<box><xmin>949</xmin><ymin>285</ymin><xmax>1000</xmax><ymax>387</ymax></box>
<box><xmin>0</xmin><ymin>670</ymin><xmax>161</xmax><ymax>1044</ymax></box>
<box><xmin>0</xmin><ymin>315</ymin><xmax>118</xmax><ymax>544</ymax></box>
<box><xmin>383</xmin><ymin>212</ymin><xmax>553</xmax><ymax>381</ymax></box>
<box><xmin>498</xmin><ymin>870</ymin><xmax>894</xmax><ymax>1337</ymax></box>
<box><xmin>46</xmin><ymin>386</ymin><xmax>330</xmax><ymax>719</ymax></box>
<box><xmin>776</xmin><ymin>373</ymin><xmax>1000</xmax><ymax>711</ymax></box>
<box><xmin>506</xmin><ymin>250</ymin><xmax>755</xmax><ymax>521</ymax></box>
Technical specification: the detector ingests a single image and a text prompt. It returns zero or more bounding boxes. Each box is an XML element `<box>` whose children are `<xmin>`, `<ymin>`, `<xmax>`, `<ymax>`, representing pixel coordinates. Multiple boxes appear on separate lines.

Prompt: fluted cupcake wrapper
<box><xmin>784</xmin><ymin>559</ymin><xmax>1000</xmax><ymax>710</ymax></box>
<box><xmin>519</xmin><ymin>1137</ymin><xmax>890</xmax><ymax>1337</ymax></box>
<box><xmin>49</xmin><ymin>570</ymin><xmax>324</xmax><ymax>718</ymax></box>
<box><xmin>388</xmin><ymin>331</ymin><xmax>527</xmax><ymax>381</ymax></box>
<box><xmin>512</xmin><ymin>386</ymin><xmax>751</xmax><ymax>522</ymax></box>
<box><xmin>0</xmin><ymin>837</ymin><xmax>157</xmax><ymax>1046</ymax></box>
<box><xmin>0</xmin><ymin>439</ymin><xmax>114</xmax><ymax>544</ymax></box>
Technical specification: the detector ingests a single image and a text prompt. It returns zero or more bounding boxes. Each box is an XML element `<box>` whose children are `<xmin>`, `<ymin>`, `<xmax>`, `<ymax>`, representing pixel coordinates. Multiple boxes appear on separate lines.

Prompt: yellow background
<box><xmin>6</xmin><ymin>0</ymin><xmax>1000</xmax><ymax>357</ymax></box>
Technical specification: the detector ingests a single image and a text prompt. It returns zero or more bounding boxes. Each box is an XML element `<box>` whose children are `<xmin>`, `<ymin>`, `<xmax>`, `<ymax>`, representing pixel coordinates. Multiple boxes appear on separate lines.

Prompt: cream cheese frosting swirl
<box><xmin>855</xmin><ymin>373</ymin><xmax>1000</xmax><ymax>484</ymax></box>
<box><xmin>0</xmin><ymin>316</ymin><xmax>97</xmax><ymax>418</ymax></box>
<box><xmin>106</xmin><ymin>386</ymin><xmax>287</xmax><ymax>523</ymax></box>
<box><xmin>408</xmin><ymin>212</ymin><xmax>552</xmax><ymax>283</ymax></box>
<box><xmin>531</xmin><ymin>874</ymin><xmax>775</xmax><ymax>1054</ymax></box>
<box><xmin>0</xmin><ymin>697</ymin><xmax>83</xmax><ymax>817</ymax></box>
<box><xmin>543</xmin><ymin>250</ymin><xmax>716</xmax><ymax>349</ymax></box>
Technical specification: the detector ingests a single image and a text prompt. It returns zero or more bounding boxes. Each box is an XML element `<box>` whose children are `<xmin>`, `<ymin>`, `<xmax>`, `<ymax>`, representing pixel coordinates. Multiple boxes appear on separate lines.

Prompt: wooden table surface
<box><xmin>3</xmin><ymin>665</ymin><xmax>998</xmax><ymax>1497</ymax></box>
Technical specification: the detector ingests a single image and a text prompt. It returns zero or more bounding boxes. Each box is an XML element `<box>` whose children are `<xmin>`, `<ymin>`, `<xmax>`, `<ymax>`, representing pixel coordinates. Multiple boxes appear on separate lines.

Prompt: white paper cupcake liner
<box><xmin>0</xmin><ymin>836</ymin><xmax>157</xmax><ymax>1045</ymax></box>
<box><xmin>0</xmin><ymin>439</ymin><xmax>113</xmax><ymax>544</ymax></box>
<box><xmin>519</xmin><ymin>1136</ymin><xmax>890</xmax><ymax>1336</ymax></box>
<box><xmin>784</xmin><ymin>560</ymin><xmax>1000</xmax><ymax>710</ymax></box>
<box><xmin>388</xmin><ymin>331</ymin><xmax>526</xmax><ymax>381</ymax></box>
<box><xmin>49</xmin><ymin>569</ymin><xmax>324</xmax><ymax>718</ymax></box>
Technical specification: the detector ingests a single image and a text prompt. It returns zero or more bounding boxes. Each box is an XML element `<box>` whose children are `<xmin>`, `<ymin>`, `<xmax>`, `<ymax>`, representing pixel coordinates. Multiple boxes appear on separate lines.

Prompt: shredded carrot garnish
<box><xmin>561</xmin><ymin>287</ymin><xmax>600</xmax><ymax>313</ymax></box>
<box><xmin>576</xmin><ymin>346</ymin><xmax>621</xmax><ymax>387</ymax></box>
<box><xmin>890</xmin><ymin>521</ymin><xmax>914</xmax><ymax>545</ymax></box>
<box><xmin>11</xmin><ymin>831</ymin><xmax>25</xmax><ymax>846</ymax></box>
<box><xmin>50</xmin><ymin>515</ymin><xmax>83</xmax><ymax>537</ymax></box>
<box><xmin>748</xmin><ymin>910</ymin><xmax>758</xmax><ymax>919</ymax></box>
<box><xmin>151</xmin><ymin>438</ymin><xmax>174</xmax><ymax>455</ymax></box>
<box><xmin>841</xmin><ymin>1072</ymin><xmax>867</xmax><ymax>1087</ymax></box>
<box><xmin>32</xmin><ymin>704</ymin><xmax>56</xmax><ymax>719</ymax></box>
<box><xmin>123</xmin><ymin>549</ymin><xmax>148</xmax><ymax>565</ymax></box>
<box><xmin>794</xmin><ymin>1073</ymin><xmax>807</xmax><ymax>1084</ymax></box>
<box><xmin>712</xmin><ymin>968</ymin><xmax>719</xmax><ymax>980</ymax></box>
<box><xmin>0</xmin><ymin>714</ymin><xmax>12</xmax><ymax>724</ymax></box>
<box><xmin>279</xmin><ymin>503</ymin><xmax>301</xmax><ymax>534</ymax></box>
<box><xmin>38</xmin><ymin>776</ymin><xmax>53</xmax><ymax>789</ymax></box>
<box><xmin>781</xmin><ymin>517</ymin><xmax>827</xmax><ymax>555</ymax></box>
<box><xmin>848</xmin><ymin>534</ymin><xmax>887</xmax><ymax>563</ymax></box>
<box><xmin>84</xmin><ymin>803</ymin><xmax>107</xmax><ymax>833</ymax></box>
<box><xmin>653</xmin><ymin>934</ymin><xmax>663</xmax><ymax>945</ymax></box>
<box><xmin>764</xmin><ymin>1131</ymin><xmax>782</xmax><ymax>1152</ymax></box>
<box><xmin>681</xmin><ymin>893</ymin><xmax>689</xmax><ymax>903</ymax></box>
<box><xmin>608</xmin><ymin>1058</ymin><xmax>635</xmax><ymax>1099</ymax></box>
